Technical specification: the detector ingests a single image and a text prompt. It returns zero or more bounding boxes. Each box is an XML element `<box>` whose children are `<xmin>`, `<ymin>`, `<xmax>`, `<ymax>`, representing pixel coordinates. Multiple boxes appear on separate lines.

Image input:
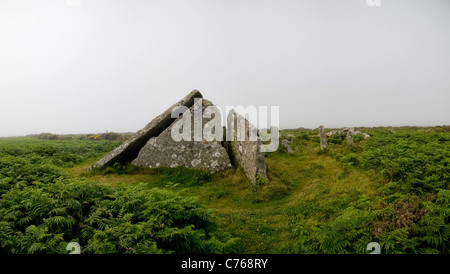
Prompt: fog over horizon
<box><xmin>1</xmin><ymin>0</ymin><xmax>450</xmax><ymax>137</ymax></box>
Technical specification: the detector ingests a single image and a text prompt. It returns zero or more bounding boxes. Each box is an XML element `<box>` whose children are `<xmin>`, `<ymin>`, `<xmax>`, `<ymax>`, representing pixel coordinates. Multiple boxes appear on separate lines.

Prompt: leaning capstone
<box><xmin>88</xmin><ymin>90</ymin><xmax>202</xmax><ymax>171</ymax></box>
<box><xmin>281</xmin><ymin>139</ymin><xmax>293</xmax><ymax>153</ymax></box>
<box><xmin>225</xmin><ymin>110</ymin><xmax>268</xmax><ymax>184</ymax></box>
<box><xmin>319</xmin><ymin>125</ymin><xmax>328</xmax><ymax>150</ymax></box>
<box><xmin>132</xmin><ymin>98</ymin><xmax>231</xmax><ymax>172</ymax></box>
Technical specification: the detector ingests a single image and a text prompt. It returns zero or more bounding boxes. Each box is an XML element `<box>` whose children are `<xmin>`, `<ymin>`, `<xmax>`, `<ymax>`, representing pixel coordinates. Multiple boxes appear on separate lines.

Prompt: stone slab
<box><xmin>88</xmin><ymin>90</ymin><xmax>202</xmax><ymax>170</ymax></box>
<box><xmin>131</xmin><ymin>98</ymin><xmax>232</xmax><ymax>172</ymax></box>
<box><xmin>225</xmin><ymin>110</ymin><xmax>268</xmax><ymax>184</ymax></box>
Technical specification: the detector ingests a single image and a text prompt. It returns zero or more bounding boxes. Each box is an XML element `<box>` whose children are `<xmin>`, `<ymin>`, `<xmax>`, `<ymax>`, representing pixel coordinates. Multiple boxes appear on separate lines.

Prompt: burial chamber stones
<box><xmin>89</xmin><ymin>90</ymin><xmax>269</xmax><ymax>184</ymax></box>
<box><xmin>131</xmin><ymin>98</ymin><xmax>232</xmax><ymax>172</ymax></box>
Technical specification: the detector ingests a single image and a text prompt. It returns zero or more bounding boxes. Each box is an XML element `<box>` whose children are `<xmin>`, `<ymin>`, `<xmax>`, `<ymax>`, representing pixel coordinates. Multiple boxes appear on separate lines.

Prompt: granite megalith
<box><xmin>225</xmin><ymin>109</ymin><xmax>268</xmax><ymax>184</ymax></box>
<box><xmin>87</xmin><ymin>90</ymin><xmax>202</xmax><ymax>171</ymax></box>
<box><xmin>346</xmin><ymin>130</ymin><xmax>354</xmax><ymax>146</ymax></box>
<box><xmin>132</xmin><ymin>98</ymin><xmax>232</xmax><ymax>172</ymax></box>
<box><xmin>281</xmin><ymin>139</ymin><xmax>293</xmax><ymax>153</ymax></box>
<box><xmin>88</xmin><ymin>90</ymin><xmax>269</xmax><ymax>184</ymax></box>
<box><xmin>319</xmin><ymin>125</ymin><xmax>328</xmax><ymax>150</ymax></box>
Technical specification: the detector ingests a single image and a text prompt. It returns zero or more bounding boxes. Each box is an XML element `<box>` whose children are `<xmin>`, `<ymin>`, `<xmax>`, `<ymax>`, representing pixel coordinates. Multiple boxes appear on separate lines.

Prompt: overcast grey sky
<box><xmin>1</xmin><ymin>0</ymin><xmax>449</xmax><ymax>136</ymax></box>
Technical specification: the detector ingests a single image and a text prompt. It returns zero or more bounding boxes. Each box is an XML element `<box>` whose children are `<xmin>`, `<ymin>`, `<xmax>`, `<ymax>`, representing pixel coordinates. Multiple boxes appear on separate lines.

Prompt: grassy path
<box><xmin>69</xmin><ymin>139</ymin><xmax>381</xmax><ymax>253</ymax></box>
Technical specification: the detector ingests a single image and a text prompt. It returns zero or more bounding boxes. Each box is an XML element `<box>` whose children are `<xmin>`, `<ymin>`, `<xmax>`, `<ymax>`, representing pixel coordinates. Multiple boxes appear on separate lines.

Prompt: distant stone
<box><xmin>319</xmin><ymin>125</ymin><xmax>328</xmax><ymax>150</ymax></box>
<box><xmin>281</xmin><ymin>139</ymin><xmax>293</xmax><ymax>153</ymax></box>
<box><xmin>132</xmin><ymin>98</ymin><xmax>231</xmax><ymax>172</ymax></box>
<box><xmin>325</xmin><ymin>127</ymin><xmax>370</xmax><ymax>141</ymax></box>
<box><xmin>326</xmin><ymin>130</ymin><xmax>337</xmax><ymax>137</ymax></box>
<box><xmin>225</xmin><ymin>110</ymin><xmax>268</xmax><ymax>184</ymax></box>
<box><xmin>346</xmin><ymin>130</ymin><xmax>354</xmax><ymax>146</ymax></box>
<box><xmin>88</xmin><ymin>90</ymin><xmax>202</xmax><ymax>171</ymax></box>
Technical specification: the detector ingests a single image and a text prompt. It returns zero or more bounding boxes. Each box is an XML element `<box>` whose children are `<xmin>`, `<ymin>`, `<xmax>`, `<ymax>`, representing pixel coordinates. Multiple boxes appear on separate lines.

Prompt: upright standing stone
<box><xmin>319</xmin><ymin>125</ymin><xmax>328</xmax><ymax>150</ymax></box>
<box><xmin>346</xmin><ymin>130</ymin><xmax>354</xmax><ymax>146</ymax></box>
<box><xmin>225</xmin><ymin>110</ymin><xmax>268</xmax><ymax>184</ymax></box>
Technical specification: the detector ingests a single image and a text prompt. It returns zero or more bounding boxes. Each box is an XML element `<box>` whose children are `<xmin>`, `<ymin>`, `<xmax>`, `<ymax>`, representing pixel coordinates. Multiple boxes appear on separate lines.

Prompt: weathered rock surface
<box><xmin>281</xmin><ymin>139</ymin><xmax>293</xmax><ymax>153</ymax></box>
<box><xmin>319</xmin><ymin>125</ymin><xmax>328</xmax><ymax>150</ymax></box>
<box><xmin>89</xmin><ymin>89</ymin><xmax>269</xmax><ymax>185</ymax></box>
<box><xmin>132</xmin><ymin>98</ymin><xmax>231</xmax><ymax>172</ymax></box>
<box><xmin>225</xmin><ymin>110</ymin><xmax>268</xmax><ymax>184</ymax></box>
<box><xmin>88</xmin><ymin>90</ymin><xmax>202</xmax><ymax>171</ymax></box>
<box><xmin>346</xmin><ymin>130</ymin><xmax>354</xmax><ymax>146</ymax></box>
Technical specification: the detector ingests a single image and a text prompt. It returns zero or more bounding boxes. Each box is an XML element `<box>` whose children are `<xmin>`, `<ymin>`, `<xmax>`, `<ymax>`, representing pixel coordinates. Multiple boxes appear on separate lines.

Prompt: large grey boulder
<box><xmin>225</xmin><ymin>110</ymin><xmax>268</xmax><ymax>184</ymax></box>
<box><xmin>132</xmin><ymin>98</ymin><xmax>231</xmax><ymax>172</ymax></box>
<box><xmin>88</xmin><ymin>90</ymin><xmax>202</xmax><ymax>171</ymax></box>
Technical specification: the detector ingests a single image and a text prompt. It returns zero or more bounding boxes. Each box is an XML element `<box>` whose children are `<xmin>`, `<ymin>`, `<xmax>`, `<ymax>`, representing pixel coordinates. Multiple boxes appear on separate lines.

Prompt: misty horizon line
<box><xmin>2</xmin><ymin>124</ymin><xmax>449</xmax><ymax>138</ymax></box>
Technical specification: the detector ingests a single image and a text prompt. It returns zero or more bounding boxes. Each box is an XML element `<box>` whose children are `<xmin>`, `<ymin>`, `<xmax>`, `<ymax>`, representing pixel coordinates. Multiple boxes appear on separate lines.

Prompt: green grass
<box><xmin>1</xmin><ymin>126</ymin><xmax>448</xmax><ymax>253</ymax></box>
<box><xmin>65</xmin><ymin>131</ymin><xmax>382</xmax><ymax>253</ymax></box>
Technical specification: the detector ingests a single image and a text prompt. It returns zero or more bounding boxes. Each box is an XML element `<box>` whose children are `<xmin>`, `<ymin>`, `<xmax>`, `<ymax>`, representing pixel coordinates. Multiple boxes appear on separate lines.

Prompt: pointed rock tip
<box><xmin>190</xmin><ymin>89</ymin><xmax>203</xmax><ymax>98</ymax></box>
